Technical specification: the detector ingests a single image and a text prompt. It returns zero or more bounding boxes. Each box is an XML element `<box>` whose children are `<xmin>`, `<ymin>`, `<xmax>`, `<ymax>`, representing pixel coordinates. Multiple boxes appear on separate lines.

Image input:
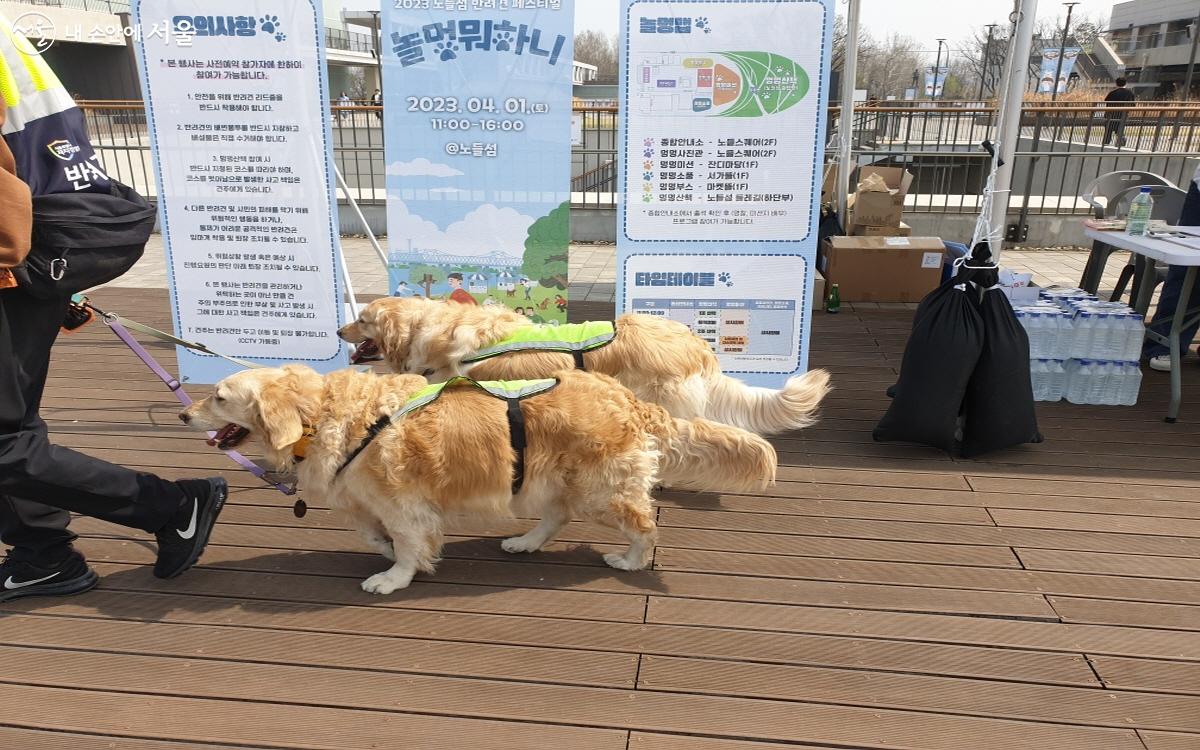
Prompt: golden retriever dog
<box><xmin>339</xmin><ymin>296</ymin><xmax>831</xmax><ymax>436</ymax></box>
<box><xmin>180</xmin><ymin>366</ymin><xmax>776</xmax><ymax>594</ymax></box>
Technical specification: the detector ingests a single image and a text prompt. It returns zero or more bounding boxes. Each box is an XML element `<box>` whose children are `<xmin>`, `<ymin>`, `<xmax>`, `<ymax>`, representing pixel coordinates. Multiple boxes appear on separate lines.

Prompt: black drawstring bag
<box><xmin>13</xmin><ymin>179</ymin><xmax>155</xmax><ymax>299</ymax></box>
<box><xmin>873</xmin><ymin>265</ymin><xmax>986</xmax><ymax>452</ymax></box>
<box><xmin>961</xmin><ymin>283</ymin><xmax>1043</xmax><ymax>457</ymax></box>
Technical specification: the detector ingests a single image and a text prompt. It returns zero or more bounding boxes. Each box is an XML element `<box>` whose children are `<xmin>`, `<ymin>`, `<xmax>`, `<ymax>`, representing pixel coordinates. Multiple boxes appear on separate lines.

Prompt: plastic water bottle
<box><xmin>1120</xmin><ymin>364</ymin><xmax>1143</xmax><ymax>406</ymax></box>
<box><xmin>1025</xmin><ymin>313</ymin><xmax>1043</xmax><ymax>358</ymax></box>
<box><xmin>1126</xmin><ymin>187</ymin><xmax>1154</xmax><ymax>236</ymax></box>
<box><xmin>1048</xmin><ymin>360</ymin><xmax>1067</xmax><ymax>402</ymax></box>
<box><xmin>1124</xmin><ymin>313</ymin><xmax>1146</xmax><ymax>362</ymax></box>
<box><xmin>1072</xmin><ymin>312</ymin><xmax>1094</xmax><ymax>359</ymax></box>
<box><xmin>1066</xmin><ymin>360</ymin><xmax>1085</xmax><ymax>404</ymax></box>
<box><xmin>1030</xmin><ymin>360</ymin><xmax>1046</xmax><ymax>401</ymax></box>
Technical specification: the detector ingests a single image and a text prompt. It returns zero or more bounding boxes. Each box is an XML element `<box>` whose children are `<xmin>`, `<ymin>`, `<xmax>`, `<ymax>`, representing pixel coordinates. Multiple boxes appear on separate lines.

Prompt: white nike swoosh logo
<box><xmin>5</xmin><ymin>572</ymin><xmax>60</xmax><ymax>590</ymax></box>
<box><xmin>177</xmin><ymin>498</ymin><xmax>199</xmax><ymax>540</ymax></box>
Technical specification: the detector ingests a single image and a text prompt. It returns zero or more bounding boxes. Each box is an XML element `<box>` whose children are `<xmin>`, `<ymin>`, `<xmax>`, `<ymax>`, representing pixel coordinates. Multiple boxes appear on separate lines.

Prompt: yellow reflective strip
<box><xmin>0</xmin><ymin>56</ymin><xmax>18</xmax><ymax>107</ymax></box>
<box><xmin>4</xmin><ymin>28</ymin><xmax>60</xmax><ymax>93</ymax></box>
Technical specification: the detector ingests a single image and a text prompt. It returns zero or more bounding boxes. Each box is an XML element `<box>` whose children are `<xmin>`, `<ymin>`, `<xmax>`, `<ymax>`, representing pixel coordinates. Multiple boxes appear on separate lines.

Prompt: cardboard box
<box><xmin>812</xmin><ymin>269</ymin><xmax>826</xmax><ymax>311</ymax></box>
<box><xmin>820</xmin><ymin>236</ymin><xmax>945</xmax><ymax>303</ymax></box>
<box><xmin>848</xmin><ymin>166</ymin><xmax>913</xmax><ymax>228</ymax></box>
<box><xmin>852</xmin><ymin>220</ymin><xmax>912</xmax><ymax>237</ymax></box>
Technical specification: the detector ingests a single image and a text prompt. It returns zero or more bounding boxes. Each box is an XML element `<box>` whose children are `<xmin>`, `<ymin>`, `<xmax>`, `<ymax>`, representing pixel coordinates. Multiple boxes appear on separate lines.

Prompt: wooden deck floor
<box><xmin>4</xmin><ymin>287</ymin><xmax>1200</xmax><ymax>749</ymax></box>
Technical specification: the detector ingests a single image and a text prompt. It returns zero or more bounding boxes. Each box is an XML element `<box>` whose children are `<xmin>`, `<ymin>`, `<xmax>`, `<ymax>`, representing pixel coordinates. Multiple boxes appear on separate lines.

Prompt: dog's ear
<box><xmin>256</xmin><ymin>370</ymin><xmax>311</xmax><ymax>450</ymax></box>
<box><xmin>375</xmin><ymin>305</ymin><xmax>415</xmax><ymax>368</ymax></box>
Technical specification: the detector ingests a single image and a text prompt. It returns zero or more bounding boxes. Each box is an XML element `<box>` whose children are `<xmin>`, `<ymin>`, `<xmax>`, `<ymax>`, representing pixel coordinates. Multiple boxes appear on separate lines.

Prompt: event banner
<box><xmin>132</xmin><ymin>0</ymin><xmax>346</xmax><ymax>383</ymax></box>
<box><xmin>382</xmin><ymin>2</ymin><xmax>575</xmax><ymax>323</ymax></box>
<box><xmin>1037</xmin><ymin>47</ymin><xmax>1081</xmax><ymax>94</ymax></box>
<box><xmin>617</xmin><ymin>0</ymin><xmax>833</xmax><ymax>387</ymax></box>
<box><xmin>923</xmin><ymin>65</ymin><xmax>947</xmax><ymax>98</ymax></box>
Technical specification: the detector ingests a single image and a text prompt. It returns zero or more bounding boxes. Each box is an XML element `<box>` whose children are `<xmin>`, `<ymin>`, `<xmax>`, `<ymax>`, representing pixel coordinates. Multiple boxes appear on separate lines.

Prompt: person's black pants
<box><xmin>1103</xmin><ymin>117</ymin><xmax>1127</xmax><ymax>146</ymax></box>
<box><xmin>0</xmin><ymin>288</ymin><xmax>184</xmax><ymax>565</ymax></box>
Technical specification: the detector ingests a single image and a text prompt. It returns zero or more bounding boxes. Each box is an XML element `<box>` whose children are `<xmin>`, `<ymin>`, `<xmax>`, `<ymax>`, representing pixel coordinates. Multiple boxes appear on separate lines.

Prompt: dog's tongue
<box><xmin>209</xmin><ymin>423</ymin><xmax>246</xmax><ymax>449</ymax></box>
<box><xmin>350</xmin><ymin>339</ymin><xmax>381</xmax><ymax>364</ymax></box>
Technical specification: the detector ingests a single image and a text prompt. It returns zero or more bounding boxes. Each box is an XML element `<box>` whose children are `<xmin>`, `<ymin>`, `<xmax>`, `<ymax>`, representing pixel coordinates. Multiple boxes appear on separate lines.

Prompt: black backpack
<box><xmin>13</xmin><ymin>180</ymin><xmax>155</xmax><ymax>299</ymax></box>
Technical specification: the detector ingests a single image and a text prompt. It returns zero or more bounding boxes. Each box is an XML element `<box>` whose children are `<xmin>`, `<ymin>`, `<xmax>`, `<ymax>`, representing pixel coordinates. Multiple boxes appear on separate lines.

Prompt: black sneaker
<box><xmin>154</xmin><ymin>477</ymin><xmax>228</xmax><ymax>580</ymax></box>
<box><xmin>0</xmin><ymin>551</ymin><xmax>98</xmax><ymax>603</ymax></box>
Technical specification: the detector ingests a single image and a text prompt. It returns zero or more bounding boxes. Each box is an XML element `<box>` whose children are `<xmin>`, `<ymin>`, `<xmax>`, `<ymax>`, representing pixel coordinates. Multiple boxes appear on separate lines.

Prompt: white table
<box><xmin>1084</xmin><ymin>227</ymin><xmax>1200</xmax><ymax>422</ymax></box>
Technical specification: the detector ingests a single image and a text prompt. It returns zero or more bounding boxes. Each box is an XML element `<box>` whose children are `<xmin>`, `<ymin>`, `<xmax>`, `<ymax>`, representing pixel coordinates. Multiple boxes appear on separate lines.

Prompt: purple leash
<box><xmin>89</xmin><ymin>303</ymin><xmax>297</xmax><ymax>496</ymax></box>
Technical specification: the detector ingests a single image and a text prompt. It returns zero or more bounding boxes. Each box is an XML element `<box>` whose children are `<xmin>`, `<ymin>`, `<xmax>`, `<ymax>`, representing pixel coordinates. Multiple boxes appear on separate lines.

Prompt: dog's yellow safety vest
<box><xmin>336</xmin><ymin>377</ymin><xmax>559</xmax><ymax>495</ymax></box>
<box><xmin>462</xmin><ymin>321</ymin><xmax>616</xmax><ymax>370</ymax></box>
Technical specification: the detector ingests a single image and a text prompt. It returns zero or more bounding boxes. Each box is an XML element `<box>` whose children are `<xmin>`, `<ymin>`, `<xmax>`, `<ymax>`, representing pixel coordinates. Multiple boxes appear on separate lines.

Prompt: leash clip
<box><xmin>50</xmin><ymin>257</ymin><xmax>68</xmax><ymax>281</ymax></box>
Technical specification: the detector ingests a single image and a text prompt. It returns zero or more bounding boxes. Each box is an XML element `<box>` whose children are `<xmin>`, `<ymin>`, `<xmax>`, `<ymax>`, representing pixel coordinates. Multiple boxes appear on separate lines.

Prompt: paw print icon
<box><xmin>435</xmin><ymin>41</ymin><xmax>459</xmax><ymax>61</ymax></box>
<box><xmin>695</xmin><ymin>17</ymin><xmax>712</xmax><ymax>33</ymax></box>
<box><xmin>495</xmin><ymin>30</ymin><xmax>514</xmax><ymax>51</ymax></box>
<box><xmin>643</xmin><ymin>148</ymin><xmax>655</xmax><ymax>158</ymax></box>
<box><xmin>260</xmin><ymin>15</ymin><xmax>281</xmax><ymax>35</ymax></box>
<box><xmin>718</xmin><ymin>272</ymin><xmax>733</xmax><ymax>287</ymax></box>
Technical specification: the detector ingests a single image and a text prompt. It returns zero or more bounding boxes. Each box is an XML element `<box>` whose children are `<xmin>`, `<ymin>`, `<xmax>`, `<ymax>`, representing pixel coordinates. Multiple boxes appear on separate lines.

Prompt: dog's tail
<box><xmin>651</xmin><ymin>414</ymin><xmax>778</xmax><ymax>493</ymax></box>
<box><xmin>701</xmin><ymin>367</ymin><xmax>832</xmax><ymax>436</ymax></box>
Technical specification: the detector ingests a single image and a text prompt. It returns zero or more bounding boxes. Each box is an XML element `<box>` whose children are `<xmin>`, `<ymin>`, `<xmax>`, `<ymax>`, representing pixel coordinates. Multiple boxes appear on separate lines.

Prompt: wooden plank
<box><xmin>660</xmin><ymin>488</ymin><xmax>1200</xmax><ymax>521</ymax></box>
<box><xmin>78</xmin><ymin>559</ymin><xmax>648</xmax><ymax>623</ymax></box>
<box><xmin>0</xmin><ymin>647</ymin><xmax>1144</xmax><ymax>750</ymax></box>
<box><xmin>1092</xmin><ymin>657</ymin><xmax>1200</xmax><ymax>696</ymax></box>
<box><xmin>0</xmin><ymin>683</ymin><xmax>627</xmax><ymax>750</ymax></box>
<box><xmin>0</xmin><ymin>612</ymin><xmax>638</xmax><ymax>688</ymax></box>
<box><xmin>2</xmin><ymin>591</ymin><xmax>1097</xmax><ymax>687</ymax></box>
<box><xmin>1049</xmin><ymin>597</ymin><xmax>1200</xmax><ymax>632</ymax></box>
<box><xmin>71</xmin><ymin>514</ymin><xmax>1023</xmax><ymax>570</ymax></box>
<box><xmin>630</xmin><ymin>736</ymin><xmax>827</xmax><ymax>750</ymax></box>
<box><xmin>657</xmin><ymin>508</ymin><xmax>1200</xmax><ymax>558</ymax></box>
<box><xmin>990</xmin><ymin>509</ymin><xmax>1200</xmax><ymax>538</ymax></box>
<box><xmin>636</xmin><ymin>655</ymin><xmax>1200</xmax><ymax>732</ymax></box>
<box><xmin>75</xmin><ymin>537</ymin><xmax>1059</xmax><ymax>620</ymax></box>
<box><xmin>1017</xmin><ymin>549</ymin><xmax>1200</xmax><ymax>580</ymax></box>
<box><xmin>0</xmin><ymin>728</ymin><xmax>248</xmax><ymax>750</ymax></box>
<box><xmin>654</xmin><ymin>548</ymin><xmax>1200</xmax><ymax>606</ymax></box>
<box><xmin>1138</xmin><ymin>731</ymin><xmax>1200</xmax><ymax>750</ymax></box>
<box><xmin>647</xmin><ymin>597</ymin><xmax>1200</xmax><ymax>662</ymax></box>
<box><xmin>971</xmin><ymin>476</ymin><xmax>1200</xmax><ymax>502</ymax></box>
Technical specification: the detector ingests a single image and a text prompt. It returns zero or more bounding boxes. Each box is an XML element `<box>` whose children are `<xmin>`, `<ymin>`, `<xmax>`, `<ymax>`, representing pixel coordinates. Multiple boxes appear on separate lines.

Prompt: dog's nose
<box><xmin>179</xmin><ymin>412</ymin><xmax>191</xmax><ymax>424</ymax></box>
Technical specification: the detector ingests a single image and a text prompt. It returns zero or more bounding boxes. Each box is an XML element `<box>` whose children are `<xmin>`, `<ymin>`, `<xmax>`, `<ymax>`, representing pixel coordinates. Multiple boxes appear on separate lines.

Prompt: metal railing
<box><xmin>77</xmin><ymin>101</ymin><xmax>1200</xmax><ymax>225</ymax></box>
<box><xmin>325</xmin><ymin>26</ymin><xmax>375</xmax><ymax>55</ymax></box>
<box><xmin>17</xmin><ymin>0</ymin><xmax>131</xmax><ymax>12</ymax></box>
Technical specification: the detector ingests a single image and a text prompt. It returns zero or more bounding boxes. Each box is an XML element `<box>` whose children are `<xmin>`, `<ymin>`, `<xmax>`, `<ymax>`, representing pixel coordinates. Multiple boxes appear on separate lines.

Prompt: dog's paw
<box><xmin>360</xmin><ymin>570</ymin><xmax>412</xmax><ymax>595</ymax></box>
<box><xmin>604</xmin><ymin>552</ymin><xmax>648</xmax><ymax>571</ymax></box>
<box><xmin>501</xmin><ymin>535</ymin><xmax>542</xmax><ymax>554</ymax></box>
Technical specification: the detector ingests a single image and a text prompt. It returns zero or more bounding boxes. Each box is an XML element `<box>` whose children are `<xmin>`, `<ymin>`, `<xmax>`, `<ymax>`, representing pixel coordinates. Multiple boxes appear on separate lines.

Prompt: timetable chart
<box><xmin>631</xmin><ymin>298</ymin><xmax>797</xmax><ymax>359</ymax></box>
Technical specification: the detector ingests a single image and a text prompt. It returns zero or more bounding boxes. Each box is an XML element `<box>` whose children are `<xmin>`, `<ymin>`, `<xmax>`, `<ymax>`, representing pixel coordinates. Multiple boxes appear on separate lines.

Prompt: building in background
<box><xmin>1096</xmin><ymin>0</ymin><xmax>1199</xmax><ymax>98</ymax></box>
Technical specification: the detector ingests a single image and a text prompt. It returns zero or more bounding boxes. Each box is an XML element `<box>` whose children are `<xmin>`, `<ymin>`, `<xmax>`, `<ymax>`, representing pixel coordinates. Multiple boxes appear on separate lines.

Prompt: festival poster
<box><xmin>923</xmin><ymin>65</ymin><xmax>947</xmax><ymax>97</ymax></box>
<box><xmin>132</xmin><ymin>0</ymin><xmax>346</xmax><ymax>383</ymax></box>
<box><xmin>382</xmin><ymin>2</ymin><xmax>575</xmax><ymax>324</ymax></box>
<box><xmin>1037</xmin><ymin>47</ymin><xmax>1081</xmax><ymax>94</ymax></box>
<box><xmin>617</xmin><ymin>0</ymin><xmax>833</xmax><ymax>386</ymax></box>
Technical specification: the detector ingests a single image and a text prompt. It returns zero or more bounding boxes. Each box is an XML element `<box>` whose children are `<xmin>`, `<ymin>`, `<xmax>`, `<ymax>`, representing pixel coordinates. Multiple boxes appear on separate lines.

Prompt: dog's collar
<box><xmin>292</xmin><ymin>426</ymin><xmax>317</xmax><ymax>462</ymax></box>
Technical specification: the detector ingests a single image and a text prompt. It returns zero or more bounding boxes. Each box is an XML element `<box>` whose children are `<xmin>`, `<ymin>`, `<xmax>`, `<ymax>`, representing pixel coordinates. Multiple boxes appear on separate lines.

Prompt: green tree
<box><xmin>522</xmin><ymin>201</ymin><xmax>570</xmax><ymax>290</ymax></box>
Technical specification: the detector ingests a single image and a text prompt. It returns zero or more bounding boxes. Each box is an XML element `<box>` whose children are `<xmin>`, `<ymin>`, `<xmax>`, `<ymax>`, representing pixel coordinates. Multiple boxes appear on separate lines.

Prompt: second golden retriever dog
<box><xmin>181</xmin><ymin>366</ymin><xmax>775</xmax><ymax>594</ymax></box>
<box><xmin>339</xmin><ymin>297</ymin><xmax>831</xmax><ymax>436</ymax></box>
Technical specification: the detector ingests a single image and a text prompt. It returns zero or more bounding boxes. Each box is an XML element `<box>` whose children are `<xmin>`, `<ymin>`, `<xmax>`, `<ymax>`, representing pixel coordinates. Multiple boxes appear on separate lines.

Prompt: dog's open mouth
<box><xmin>350</xmin><ymin>339</ymin><xmax>382</xmax><ymax>364</ymax></box>
<box><xmin>209</xmin><ymin>423</ymin><xmax>250</xmax><ymax>451</ymax></box>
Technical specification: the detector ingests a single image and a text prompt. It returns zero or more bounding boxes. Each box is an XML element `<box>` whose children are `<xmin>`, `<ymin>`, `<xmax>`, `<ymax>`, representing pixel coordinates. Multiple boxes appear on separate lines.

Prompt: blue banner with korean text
<box><xmin>382</xmin><ymin>1</ymin><xmax>575</xmax><ymax>323</ymax></box>
<box><xmin>617</xmin><ymin>0</ymin><xmax>833</xmax><ymax>387</ymax></box>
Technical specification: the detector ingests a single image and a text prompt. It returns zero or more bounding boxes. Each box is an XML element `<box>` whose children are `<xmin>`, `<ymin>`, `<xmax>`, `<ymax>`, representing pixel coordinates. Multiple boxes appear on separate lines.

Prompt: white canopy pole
<box><xmin>836</xmin><ymin>0</ymin><xmax>861</xmax><ymax>225</ymax></box>
<box><xmin>987</xmin><ymin>0</ymin><xmax>1039</xmax><ymax>264</ymax></box>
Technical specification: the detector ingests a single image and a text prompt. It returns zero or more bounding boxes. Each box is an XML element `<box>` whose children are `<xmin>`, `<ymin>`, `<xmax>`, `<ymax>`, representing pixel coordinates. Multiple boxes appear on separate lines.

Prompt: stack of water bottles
<box><xmin>1013</xmin><ymin>286</ymin><xmax>1145</xmax><ymax>405</ymax></box>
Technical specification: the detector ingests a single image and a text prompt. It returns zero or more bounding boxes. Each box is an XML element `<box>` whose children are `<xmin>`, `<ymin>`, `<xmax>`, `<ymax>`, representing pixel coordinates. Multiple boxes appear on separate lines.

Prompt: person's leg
<box><xmin>1143</xmin><ymin>182</ymin><xmax>1200</xmax><ymax>360</ymax></box>
<box><xmin>0</xmin><ymin>288</ymin><xmax>226</xmax><ymax>584</ymax></box>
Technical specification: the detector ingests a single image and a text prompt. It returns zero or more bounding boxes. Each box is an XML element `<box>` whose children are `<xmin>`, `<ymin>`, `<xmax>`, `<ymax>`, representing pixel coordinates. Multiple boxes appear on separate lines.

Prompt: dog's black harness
<box><xmin>334</xmin><ymin>377</ymin><xmax>559</xmax><ymax>495</ymax></box>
